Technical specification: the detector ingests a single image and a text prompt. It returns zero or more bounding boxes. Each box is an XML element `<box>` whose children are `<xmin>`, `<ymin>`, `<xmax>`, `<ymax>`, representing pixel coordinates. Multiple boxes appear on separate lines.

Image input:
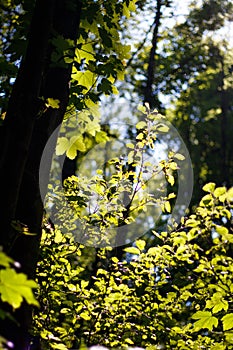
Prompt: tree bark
<box><xmin>144</xmin><ymin>0</ymin><xmax>162</xmax><ymax>107</ymax></box>
<box><xmin>0</xmin><ymin>0</ymin><xmax>82</xmax><ymax>348</ymax></box>
<box><xmin>219</xmin><ymin>57</ymin><xmax>229</xmax><ymax>186</ymax></box>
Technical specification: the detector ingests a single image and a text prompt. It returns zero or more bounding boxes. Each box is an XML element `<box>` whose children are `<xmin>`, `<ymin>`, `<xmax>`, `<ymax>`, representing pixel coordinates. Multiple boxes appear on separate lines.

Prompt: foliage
<box><xmin>0</xmin><ymin>0</ymin><xmax>137</xmax><ymax>117</ymax></box>
<box><xmin>122</xmin><ymin>0</ymin><xmax>233</xmax><ymax>206</ymax></box>
<box><xmin>34</xmin><ymin>105</ymin><xmax>233</xmax><ymax>349</ymax></box>
<box><xmin>0</xmin><ymin>0</ymin><xmax>35</xmax><ymax>114</ymax></box>
<box><xmin>34</xmin><ymin>181</ymin><xmax>233</xmax><ymax>349</ymax></box>
<box><xmin>46</xmin><ymin>104</ymin><xmax>178</xmax><ymax>248</ymax></box>
<box><xmin>67</xmin><ymin>0</ymin><xmax>137</xmax><ymax>110</ymax></box>
<box><xmin>1</xmin><ymin>1</ymin><xmax>233</xmax><ymax>349</ymax></box>
<box><xmin>0</xmin><ymin>248</ymin><xmax>39</xmax><ymax>349</ymax></box>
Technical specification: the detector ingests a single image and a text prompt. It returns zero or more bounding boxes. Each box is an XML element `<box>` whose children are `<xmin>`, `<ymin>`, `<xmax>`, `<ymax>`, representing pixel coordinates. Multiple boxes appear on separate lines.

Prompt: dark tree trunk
<box><xmin>0</xmin><ymin>0</ymin><xmax>82</xmax><ymax>348</ymax></box>
<box><xmin>144</xmin><ymin>0</ymin><xmax>162</xmax><ymax>107</ymax></box>
<box><xmin>219</xmin><ymin>57</ymin><xmax>229</xmax><ymax>186</ymax></box>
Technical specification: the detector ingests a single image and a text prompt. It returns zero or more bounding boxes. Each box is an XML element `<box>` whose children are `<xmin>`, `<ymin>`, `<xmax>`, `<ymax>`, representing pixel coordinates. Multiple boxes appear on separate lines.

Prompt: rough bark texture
<box><xmin>0</xmin><ymin>0</ymin><xmax>82</xmax><ymax>348</ymax></box>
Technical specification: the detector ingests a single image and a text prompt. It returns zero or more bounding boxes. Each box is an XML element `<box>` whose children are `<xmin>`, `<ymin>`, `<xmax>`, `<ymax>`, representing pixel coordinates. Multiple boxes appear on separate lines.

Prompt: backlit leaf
<box><xmin>46</xmin><ymin>98</ymin><xmax>60</xmax><ymax>109</ymax></box>
<box><xmin>0</xmin><ymin>268</ymin><xmax>39</xmax><ymax>309</ymax></box>
<box><xmin>222</xmin><ymin>313</ymin><xmax>233</xmax><ymax>331</ymax></box>
<box><xmin>135</xmin><ymin>240</ymin><xmax>146</xmax><ymax>251</ymax></box>
<box><xmin>72</xmin><ymin>70</ymin><xmax>96</xmax><ymax>90</ymax></box>
<box><xmin>0</xmin><ymin>252</ymin><xmax>13</xmax><ymax>267</ymax></box>
<box><xmin>192</xmin><ymin>311</ymin><xmax>218</xmax><ymax>331</ymax></box>
<box><xmin>136</xmin><ymin>121</ymin><xmax>147</xmax><ymax>129</ymax></box>
<box><xmin>56</xmin><ymin>137</ymin><xmax>69</xmax><ymax>156</ymax></box>
<box><xmin>202</xmin><ymin>182</ymin><xmax>216</xmax><ymax>193</ymax></box>
<box><xmin>174</xmin><ymin>153</ymin><xmax>185</xmax><ymax>161</ymax></box>
<box><xmin>124</xmin><ymin>247</ymin><xmax>140</xmax><ymax>255</ymax></box>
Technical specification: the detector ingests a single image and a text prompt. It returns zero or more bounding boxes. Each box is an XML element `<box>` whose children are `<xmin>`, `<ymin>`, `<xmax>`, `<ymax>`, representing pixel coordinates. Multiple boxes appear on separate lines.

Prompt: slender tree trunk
<box><xmin>112</xmin><ymin>0</ymin><xmax>163</xmax><ymax>259</ymax></box>
<box><xmin>144</xmin><ymin>0</ymin><xmax>162</xmax><ymax>107</ymax></box>
<box><xmin>219</xmin><ymin>58</ymin><xmax>229</xmax><ymax>186</ymax></box>
<box><xmin>0</xmin><ymin>0</ymin><xmax>82</xmax><ymax>348</ymax></box>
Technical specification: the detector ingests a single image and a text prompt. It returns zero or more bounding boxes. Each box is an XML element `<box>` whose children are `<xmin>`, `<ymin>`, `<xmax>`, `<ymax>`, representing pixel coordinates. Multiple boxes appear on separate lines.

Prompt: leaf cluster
<box><xmin>34</xmin><ymin>184</ymin><xmax>233</xmax><ymax>349</ymax></box>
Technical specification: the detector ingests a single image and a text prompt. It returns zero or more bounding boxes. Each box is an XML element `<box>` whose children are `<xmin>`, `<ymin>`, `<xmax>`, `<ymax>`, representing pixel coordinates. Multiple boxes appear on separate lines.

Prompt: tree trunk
<box><xmin>0</xmin><ymin>0</ymin><xmax>82</xmax><ymax>348</ymax></box>
<box><xmin>219</xmin><ymin>57</ymin><xmax>229</xmax><ymax>186</ymax></box>
<box><xmin>144</xmin><ymin>0</ymin><xmax>162</xmax><ymax>107</ymax></box>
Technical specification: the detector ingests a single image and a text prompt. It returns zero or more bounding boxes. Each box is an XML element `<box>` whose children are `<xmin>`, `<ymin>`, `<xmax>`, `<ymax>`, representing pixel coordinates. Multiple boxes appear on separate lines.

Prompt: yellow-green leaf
<box><xmin>174</xmin><ymin>153</ymin><xmax>185</xmax><ymax>161</ymax></box>
<box><xmin>216</xmin><ymin>226</ymin><xmax>228</xmax><ymax>236</ymax></box>
<box><xmin>124</xmin><ymin>247</ymin><xmax>140</xmax><ymax>255</ymax></box>
<box><xmin>214</xmin><ymin>187</ymin><xmax>226</xmax><ymax>198</ymax></box>
<box><xmin>0</xmin><ymin>252</ymin><xmax>13</xmax><ymax>267</ymax></box>
<box><xmin>147</xmin><ymin>247</ymin><xmax>158</xmax><ymax>255</ymax></box>
<box><xmin>156</xmin><ymin>124</ymin><xmax>169</xmax><ymax>133</ymax></box>
<box><xmin>80</xmin><ymin>312</ymin><xmax>91</xmax><ymax>321</ymax></box>
<box><xmin>137</xmin><ymin>105</ymin><xmax>147</xmax><ymax>114</ymax></box>
<box><xmin>0</xmin><ymin>268</ymin><xmax>39</xmax><ymax>309</ymax></box>
<box><xmin>192</xmin><ymin>311</ymin><xmax>218</xmax><ymax>331</ymax></box>
<box><xmin>56</xmin><ymin>137</ymin><xmax>69</xmax><ymax>156</ymax></box>
<box><xmin>72</xmin><ymin>70</ymin><xmax>96</xmax><ymax>90</ymax></box>
<box><xmin>136</xmin><ymin>121</ymin><xmax>147</xmax><ymax>129</ymax></box>
<box><xmin>46</xmin><ymin>98</ymin><xmax>60</xmax><ymax>109</ymax></box>
<box><xmin>66</xmin><ymin>136</ymin><xmax>86</xmax><ymax>159</ymax></box>
<box><xmin>167</xmin><ymin>175</ymin><xmax>175</xmax><ymax>186</ymax></box>
<box><xmin>164</xmin><ymin>201</ymin><xmax>171</xmax><ymax>213</ymax></box>
<box><xmin>206</xmin><ymin>292</ymin><xmax>228</xmax><ymax>314</ymax></box>
<box><xmin>75</xmin><ymin>43</ymin><xmax>95</xmax><ymax>63</ymax></box>
<box><xmin>135</xmin><ymin>239</ymin><xmax>146</xmax><ymax>251</ymax></box>
<box><xmin>126</xmin><ymin>143</ymin><xmax>135</xmax><ymax>149</ymax></box>
<box><xmin>222</xmin><ymin>313</ymin><xmax>233</xmax><ymax>331</ymax></box>
<box><xmin>202</xmin><ymin>182</ymin><xmax>216</xmax><ymax>193</ymax></box>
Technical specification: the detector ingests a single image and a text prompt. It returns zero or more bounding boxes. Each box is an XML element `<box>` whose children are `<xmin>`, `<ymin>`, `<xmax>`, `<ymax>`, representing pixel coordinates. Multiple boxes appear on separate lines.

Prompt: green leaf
<box><xmin>54</xmin><ymin>230</ymin><xmax>64</xmax><ymax>244</ymax></box>
<box><xmin>169</xmin><ymin>162</ymin><xmax>178</xmax><ymax>170</ymax></box>
<box><xmin>206</xmin><ymin>292</ymin><xmax>228</xmax><ymax>313</ymax></box>
<box><xmin>227</xmin><ymin>187</ymin><xmax>233</xmax><ymax>202</ymax></box>
<box><xmin>72</xmin><ymin>70</ymin><xmax>95</xmax><ymax>90</ymax></box>
<box><xmin>0</xmin><ymin>268</ymin><xmax>39</xmax><ymax>309</ymax></box>
<box><xmin>174</xmin><ymin>153</ymin><xmax>185</xmax><ymax>161</ymax></box>
<box><xmin>51</xmin><ymin>344</ymin><xmax>68</xmax><ymax>350</ymax></box>
<box><xmin>56</xmin><ymin>137</ymin><xmax>69</xmax><ymax>156</ymax></box>
<box><xmin>202</xmin><ymin>182</ymin><xmax>216</xmax><ymax>193</ymax></box>
<box><xmin>136</xmin><ymin>121</ymin><xmax>147</xmax><ymax>129</ymax></box>
<box><xmin>192</xmin><ymin>311</ymin><xmax>218</xmax><ymax>331</ymax></box>
<box><xmin>46</xmin><ymin>98</ymin><xmax>60</xmax><ymax>109</ymax></box>
<box><xmin>124</xmin><ymin>338</ymin><xmax>134</xmax><ymax>345</ymax></box>
<box><xmin>126</xmin><ymin>143</ymin><xmax>135</xmax><ymax>149</ymax></box>
<box><xmin>95</xmin><ymin>131</ymin><xmax>109</xmax><ymax>143</ymax></box>
<box><xmin>135</xmin><ymin>239</ymin><xmax>146</xmax><ymax>251</ymax></box>
<box><xmin>164</xmin><ymin>201</ymin><xmax>171</xmax><ymax>213</ymax></box>
<box><xmin>128</xmin><ymin>0</ymin><xmax>137</xmax><ymax>12</ymax></box>
<box><xmin>67</xmin><ymin>136</ymin><xmax>86</xmax><ymax>159</ymax></box>
<box><xmin>136</xmin><ymin>132</ymin><xmax>144</xmax><ymax>140</ymax></box>
<box><xmin>124</xmin><ymin>247</ymin><xmax>140</xmax><ymax>255</ymax></box>
<box><xmin>216</xmin><ymin>226</ymin><xmax>228</xmax><ymax>236</ymax></box>
<box><xmin>99</xmin><ymin>27</ymin><xmax>112</xmax><ymax>47</ymax></box>
<box><xmin>80</xmin><ymin>312</ymin><xmax>91</xmax><ymax>321</ymax></box>
<box><xmin>0</xmin><ymin>252</ymin><xmax>13</xmax><ymax>267</ymax></box>
<box><xmin>137</xmin><ymin>104</ymin><xmax>147</xmax><ymax>114</ymax></box>
<box><xmin>200</xmin><ymin>194</ymin><xmax>213</xmax><ymax>206</ymax></box>
<box><xmin>156</xmin><ymin>124</ymin><xmax>169</xmax><ymax>133</ymax></box>
<box><xmin>148</xmin><ymin>247</ymin><xmax>158</xmax><ymax>255</ymax></box>
<box><xmin>222</xmin><ymin>209</ymin><xmax>232</xmax><ymax>220</ymax></box>
<box><xmin>98</xmin><ymin>77</ymin><xmax>112</xmax><ymax>94</ymax></box>
<box><xmin>222</xmin><ymin>313</ymin><xmax>233</xmax><ymax>331</ymax></box>
<box><xmin>214</xmin><ymin>187</ymin><xmax>226</xmax><ymax>198</ymax></box>
<box><xmin>167</xmin><ymin>175</ymin><xmax>175</xmax><ymax>186</ymax></box>
<box><xmin>75</xmin><ymin>42</ymin><xmax>95</xmax><ymax>63</ymax></box>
